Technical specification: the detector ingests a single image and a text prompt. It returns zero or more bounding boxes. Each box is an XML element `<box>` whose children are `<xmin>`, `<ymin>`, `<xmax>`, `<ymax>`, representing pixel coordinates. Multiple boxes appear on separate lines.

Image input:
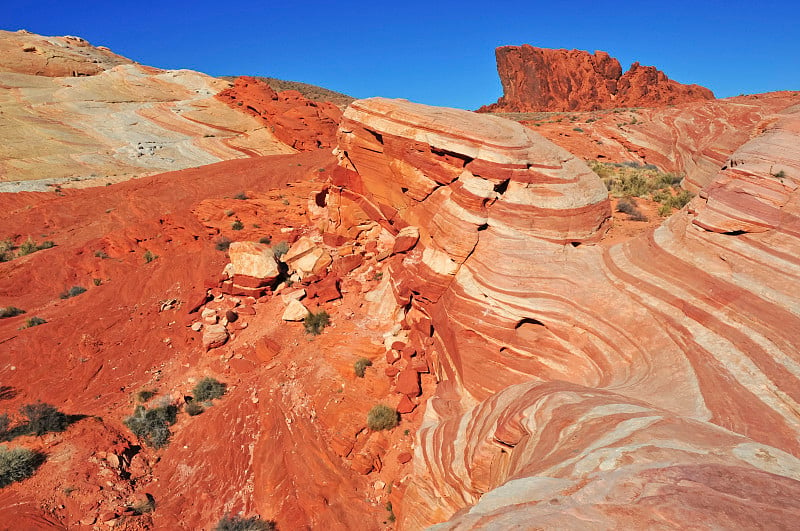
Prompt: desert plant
<box><xmin>136</xmin><ymin>390</ymin><xmax>156</xmax><ymax>403</ymax></box>
<box><xmin>20</xmin><ymin>402</ymin><xmax>68</xmax><ymax>436</ymax></box>
<box><xmin>354</xmin><ymin>357</ymin><xmax>372</xmax><ymax>378</ymax></box>
<box><xmin>16</xmin><ymin>238</ymin><xmax>38</xmax><ymax>257</ymax></box>
<box><xmin>60</xmin><ymin>286</ymin><xmax>87</xmax><ymax>300</ymax></box>
<box><xmin>124</xmin><ymin>403</ymin><xmax>178</xmax><ymax>449</ymax></box>
<box><xmin>185</xmin><ymin>401</ymin><xmax>204</xmax><ymax>416</ymax></box>
<box><xmin>303</xmin><ymin>310</ymin><xmax>330</xmax><ymax>335</ymax></box>
<box><xmin>272</xmin><ymin>241</ymin><xmax>289</xmax><ymax>259</ymax></box>
<box><xmin>232</xmin><ymin>221</ymin><xmax>244</xmax><ymax>231</ymax></box>
<box><xmin>774</xmin><ymin>170</ymin><xmax>786</xmax><ymax>179</ymax></box>
<box><xmin>215</xmin><ymin>236</ymin><xmax>232</xmax><ymax>251</ymax></box>
<box><xmin>0</xmin><ymin>446</ymin><xmax>44</xmax><ymax>488</ymax></box>
<box><xmin>36</xmin><ymin>241</ymin><xmax>55</xmax><ymax>250</ymax></box>
<box><xmin>258</xmin><ymin>236</ymin><xmax>272</xmax><ymax>245</ymax></box>
<box><xmin>192</xmin><ymin>377</ymin><xmax>227</xmax><ymax>402</ymax></box>
<box><xmin>572</xmin><ymin>127</ymin><xmax>584</xmax><ymax>132</ymax></box>
<box><xmin>143</xmin><ymin>250</ymin><xmax>157</xmax><ymax>263</ymax></box>
<box><xmin>215</xmin><ymin>514</ymin><xmax>276</xmax><ymax>531</ymax></box>
<box><xmin>233</xmin><ymin>192</ymin><xmax>248</xmax><ymax>200</ymax></box>
<box><xmin>0</xmin><ymin>414</ymin><xmax>10</xmax><ymax>440</ymax></box>
<box><xmin>21</xmin><ymin>316</ymin><xmax>46</xmax><ymax>328</ymax></box>
<box><xmin>94</xmin><ymin>250</ymin><xmax>109</xmax><ymax>259</ymax></box>
<box><xmin>367</xmin><ymin>405</ymin><xmax>398</xmax><ymax>431</ymax></box>
<box><xmin>0</xmin><ymin>307</ymin><xmax>25</xmax><ymax>319</ymax></box>
<box><xmin>225</xmin><ymin>210</ymin><xmax>235</xmax><ymax>217</ymax></box>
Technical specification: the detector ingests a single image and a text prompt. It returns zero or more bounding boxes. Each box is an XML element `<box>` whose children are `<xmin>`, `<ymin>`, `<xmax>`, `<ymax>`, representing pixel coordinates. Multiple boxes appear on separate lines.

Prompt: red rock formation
<box><xmin>479</xmin><ymin>45</ymin><xmax>714</xmax><ymax>112</ymax></box>
<box><xmin>217</xmin><ymin>76</ymin><xmax>342</xmax><ymax>151</ymax></box>
<box><xmin>321</xmin><ymin>97</ymin><xmax>800</xmax><ymax>529</ymax></box>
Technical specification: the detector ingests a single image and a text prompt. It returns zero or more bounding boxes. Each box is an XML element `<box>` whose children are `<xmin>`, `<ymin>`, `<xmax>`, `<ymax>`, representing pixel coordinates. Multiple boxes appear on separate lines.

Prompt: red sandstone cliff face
<box><xmin>321</xmin><ymin>97</ymin><xmax>800</xmax><ymax>528</ymax></box>
<box><xmin>479</xmin><ymin>45</ymin><xmax>714</xmax><ymax>112</ymax></box>
<box><xmin>217</xmin><ymin>76</ymin><xmax>342</xmax><ymax>151</ymax></box>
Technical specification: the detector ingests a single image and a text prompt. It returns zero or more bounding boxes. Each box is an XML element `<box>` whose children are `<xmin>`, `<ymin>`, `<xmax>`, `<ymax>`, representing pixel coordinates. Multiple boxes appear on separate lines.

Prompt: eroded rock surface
<box><xmin>322</xmin><ymin>97</ymin><xmax>800</xmax><ymax>529</ymax></box>
<box><xmin>479</xmin><ymin>45</ymin><xmax>714</xmax><ymax>112</ymax></box>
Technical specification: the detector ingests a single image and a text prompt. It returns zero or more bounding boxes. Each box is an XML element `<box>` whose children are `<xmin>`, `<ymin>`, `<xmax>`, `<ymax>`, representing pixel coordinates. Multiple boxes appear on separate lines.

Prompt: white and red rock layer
<box><xmin>326</xmin><ymin>97</ymin><xmax>800</xmax><ymax>528</ymax></box>
<box><xmin>479</xmin><ymin>45</ymin><xmax>714</xmax><ymax>113</ymax></box>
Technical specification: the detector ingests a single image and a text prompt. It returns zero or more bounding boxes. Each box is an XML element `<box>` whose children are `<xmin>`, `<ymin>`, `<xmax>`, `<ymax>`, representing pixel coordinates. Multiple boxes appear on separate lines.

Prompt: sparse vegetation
<box><xmin>258</xmin><ymin>236</ymin><xmax>272</xmax><ymax>245</ymax></box>
<box><xmin>215</xmin><ymin>236</ymin><xmax>232</xmax><ymax>251</ymax></box>
<box><xmin>231</xmin><ymin>220</ymin><xmax>244</xmax><ymax>231</ymax></box>
<box><xmin>21</xmin><ymin>316</ymin><xmax>46</xmax><ymax>329</ymax></box>
<box><xmin>0</xmin><ymin>307</ymin><xmax>25</xmax><ymax>319</ymax></box>
<box><xmin>304</xmin><ymin>310</ymin><xmax>330</xmax><ymax>335</ymax></box>
<box><xmin>616</xmin><ymin>197</ymin><xmax>647</xmax><ymax>221</ymax></box>
<box><xmin>185</xmin><ymin>401</ymin><xmax>204</xmax><ymax>416</ymax></box>
<box><xmin>272</xmin><ymin>241</ymin><xmax>289</xmax><ymax>259</ymax></box>
<box><xmin>572</xmin><ymin>127</ymin><xmax>584</xmax><ymax>132</ymax></box>
<box><xmin>192</xmin><ymin>377</ymin><xmax>227</xmax><ymax>402</ymax></box>
<box><xmin>773</xmin><ymin>169</ymin><xmax>786</xmax><ymax>179</ymax></box>
<box><xmin>354</xmin><ymin>357</ymin><xmax>373</xmax><ymax>378</ymax></box>
<box><xmin>124</xmin><ymin>403</ymin><xmax>178</xmax><ymax>449</ymax></box>
<box><xmin>0</xmin><ymin>238</ymin><xmax>55</xmax><ymax>261</ymax></box>
<box><xmin>143</xmin><ymin>250</ymin><xmax>157</xmax><ymax>263</ymax></box>
<box><xmin>367</xmin><ymin>404</ymin><xmax>399</xmax><ymax>431</ymax></box>
<box><xmin>0</xmin><ymin>446</ymin><xmax>44</xmax><ymax>488</ymax></box>
<box><xmin>233</xmin><ymin>192</ymin><xmax>248</xmax><ymax>200</ymax></box>
<box><xmin>60</xmin><ymin>286</ymin><xmax>87</xmax><ymax>299</ymax></box>
<box><xmin>588</xmin><ymin>160</ymin><xmax>693</xmax><ymax>216</ymax></box>
<box><xmin>94</xmin><ymin>250</ymin><xmax>109</xmax><ymax>259</ymax></box>
<box><xmin>136</xmin><ymin>390</ymin><xmax>156</xmax><ymax>403</ymax></box>
<box><xmin>214</xmin><ymin>514</ymin><xmax>276</xmax><ymax>531</ymax></box>
<box><xmin>20</xmin><ymin>402</ymin><xmax>69</xmax><ymax>436</ymax></box>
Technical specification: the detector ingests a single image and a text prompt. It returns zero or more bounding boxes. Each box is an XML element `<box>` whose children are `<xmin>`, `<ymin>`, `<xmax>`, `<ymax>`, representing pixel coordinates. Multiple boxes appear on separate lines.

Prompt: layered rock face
<box><xmin>0</xmin><ymin>30</ymin><xmax>132</xmax><ymax>76</ymax></box>
<box><xmin>326</xmin><ymin>98</ymin><xmax>800</xmax><ymax>528</ymax></box>
<box><xmin>479</xmin><ymin>45</ymin><xmax>714</xmax><ymax>112</ymax></box>
<box><xmin>216</xmin><ymin>76</ymin><xmax>342</xmax><ymax>151</ymax></box>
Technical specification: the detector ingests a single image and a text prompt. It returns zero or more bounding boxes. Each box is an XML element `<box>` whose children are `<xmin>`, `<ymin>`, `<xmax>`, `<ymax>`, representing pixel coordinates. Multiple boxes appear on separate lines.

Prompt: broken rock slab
<box><xmin>282</xmin><ymin>299</ymin><xmax>309</xmax><ymax>321</ymax></box>
<box><xmin>202</xmin><ymin>323</ymin><xmax>229</xmax><ymax>351</ymax></box>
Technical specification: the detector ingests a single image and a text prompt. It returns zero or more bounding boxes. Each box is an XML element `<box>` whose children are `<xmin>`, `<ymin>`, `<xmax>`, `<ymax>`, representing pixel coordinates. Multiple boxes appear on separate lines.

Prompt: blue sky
<box><xmin>2</xmin><ymin>1</ymin><xmax>798</xmax><ymax>109</ymax></box>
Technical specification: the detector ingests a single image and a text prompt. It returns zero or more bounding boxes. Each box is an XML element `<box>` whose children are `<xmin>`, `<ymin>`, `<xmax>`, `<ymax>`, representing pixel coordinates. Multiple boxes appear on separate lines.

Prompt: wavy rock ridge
<box><xmin>325</xmin><ymin>98</ymin><xmax>800</xmax><ymax>528</ymax></box>
<box><xmin>479</xmin><ymin>45</ymin><xmax>714</xmax><ymax>112</ymax></box>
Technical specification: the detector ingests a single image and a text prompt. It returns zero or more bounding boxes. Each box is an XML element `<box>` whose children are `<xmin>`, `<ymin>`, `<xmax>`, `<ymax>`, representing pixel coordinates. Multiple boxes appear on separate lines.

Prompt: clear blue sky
<box><xmin>2</xmin><ymin>0</ymin><xmax>798</xmax><ymax>109</ymax></box>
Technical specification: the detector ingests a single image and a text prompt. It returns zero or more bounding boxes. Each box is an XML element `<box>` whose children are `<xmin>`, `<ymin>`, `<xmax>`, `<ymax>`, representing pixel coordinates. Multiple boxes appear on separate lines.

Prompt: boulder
<box><xmin>202</xmin><ymin>324</ymin><xmax>228</xmax><ymax>351</ymax></box>
<box><xmin>392</xmin><ymin>225</ymin><xmax>419</xmax><ymax>254</ymax></box>
<box><xmin>228</xmin><ymin>241</ymin><xmax>280</xmax><ymax>286</ymax></box>
<box><xmin>282</xmin><ymin>236</ymin><xmax>332</xmax><ymax>279</ymax></box>
<box><xmin>282</xmin><ymin>299</ymin><xmax>309</xmax><ymax>321</ymax></box>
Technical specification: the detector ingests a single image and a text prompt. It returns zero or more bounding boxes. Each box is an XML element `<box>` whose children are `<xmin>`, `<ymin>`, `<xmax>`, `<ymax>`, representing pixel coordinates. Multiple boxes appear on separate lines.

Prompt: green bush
<box><xmin>59</xmin><ymin>286</ymin><xmax>87</xmax><ymax>299</ymax></box>
<box><xmin>124</xmin><ymin>404</ymin><xmax>178</xmax><ymax>449</ymax></box>
<box><xmin>272</xmin><ymin>241</ymin><xmax>289</xmax><ymax>259</ymax></box>
<box><xmin>136</xmin><ymin>390</ymin><xmax>156</xmax><ymax>403</ymax></box>
<box><xmin>233</xmin><ymin>192</ymin><xmax>248</xmax><ymax>200</ymax></box>
<box><xmin>231</xmin><ymin>220</ymin><xmax>244</xmax><ymax>231</ymax></box>
<box><xmin>16</xmin><ymin>238</ymin><xmax>38</xmax><ymax>257</ymax></box>
<box><xmin>192</xmin><ymin>377</ymin><xmax>227</xmax><ymax>402</ymax></box>
<box><xmin>258</xmin><ymin>237</ymin><xmax>272</xmax><ymax>245</ymax></box>
<box><xmin>20</xmin><ymin>402</ymin><xmax>69</xmax><ymax>436</ymax></box>
<box><xmin>0</xmin><ymin>414</ymin><xmax>10</xmax><ymax>440</ymax></box>
<box><xmin>367</xmin><ymin>404</ymin><xmax>398</xmax><ymax>431</ymax></box>
<box><xmin>143</xmin><ymin>250</ymin><xmax>157</xmax><ymax>263</ymax></box>
<box><xmin>304</xmin><ymin>310</ymin><xmax>330</xmax><ymax>335</ymax></box>
<box><xmin>0</xmin><ymin>446</ymin><xmax>44</xmax><ymax>487</ymax></box>
<box><xmin>354</xmin><ymin>357</ymin><xmax>372</xmax><ymax>378</ymax></box>
<box><xmin>215</xmin><ymin>237</ymin><xmax>232</xmax><ymax>251</ymax></box>
<box><xmin>0</xmin><ymin>307</ymin><xmax>25</xmax><ymax>319</ymax></box>
<box><xmin>21</xmin><ymin>316</ymin><xmax>46</xmax><ymax>329</ymax></box>
<box><xmin>215</xmin><ymin>515</ymin><xmax>276</xmax><ymax>531</ymax></box>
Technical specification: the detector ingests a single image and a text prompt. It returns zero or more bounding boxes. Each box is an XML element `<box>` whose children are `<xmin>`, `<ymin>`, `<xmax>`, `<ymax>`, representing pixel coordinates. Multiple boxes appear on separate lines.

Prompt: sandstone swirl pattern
<box><xmin>328</xmin><ymin>98</ymin><xmax>800</xmax><ymax>528</ymax></box>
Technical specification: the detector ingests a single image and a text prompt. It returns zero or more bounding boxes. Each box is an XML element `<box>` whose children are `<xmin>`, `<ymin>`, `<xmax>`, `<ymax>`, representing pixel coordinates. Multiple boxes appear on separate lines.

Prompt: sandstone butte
<box><xmin>0</xmin><ymin>30</ymin><xmax>340</xmax><ymax>190</ymax></box>
<box><xmin>479</xmin><ymin>44</ymin><xmax>715</xmax><ymax>112</ymax></box>
<box><xmin>0</xmin><ymin>31</ymin><xmax>799</xmax><ymax>531</ymax></box>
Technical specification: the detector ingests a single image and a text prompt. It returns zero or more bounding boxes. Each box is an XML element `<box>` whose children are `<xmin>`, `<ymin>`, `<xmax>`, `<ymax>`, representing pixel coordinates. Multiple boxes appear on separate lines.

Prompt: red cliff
<box><xmin>479</xmin><ymin>45</ymin><xmax>714</xmax><ymax>112</ymax></box>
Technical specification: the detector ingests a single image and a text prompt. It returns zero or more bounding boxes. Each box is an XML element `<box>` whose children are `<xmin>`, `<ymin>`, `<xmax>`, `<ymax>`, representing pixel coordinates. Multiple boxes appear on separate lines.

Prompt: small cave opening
<box><xmin>723</xmin><ymin>230</ymin><xmax>747</xmax><ymax>236</ymax></box>
<box><xmin>570</xmin><ymin>241</ymin><xmax>581</xmax><ymax>247</ymax></box>
<box><xmin>314</xmin><ymin>188</ymin><xmax>329</xmax><ymax>208</ymax></box>
<box><xmin>493</xmin><ymin>179</ymin><xmax>510</xmax><ymax>195</ymax></box>
<box><xmin>515</xmin><ymin>317</ymin><xmax>545</xmax><ymax>329</ymax></box>
<box><xmin>477</xmin><ymin>223</ymin><xmax>489</xmax><ymax>232</ymax></box>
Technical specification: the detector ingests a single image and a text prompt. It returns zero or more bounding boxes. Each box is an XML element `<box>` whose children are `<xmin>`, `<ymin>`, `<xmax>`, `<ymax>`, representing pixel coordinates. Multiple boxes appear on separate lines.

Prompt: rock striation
<box><xmin>216</xmin><ymin>76</ymin><xmax>342</xmax><ymax>151</ymax></box>
<box><xmin>322</xmin><ymin>97</ymin><xmax>800</xmax><ymax>528</ymax></box>
<box><xmin>479</xmin><ymin>45</ymin><xmax>714</xmax><ymax>112</ymax></box>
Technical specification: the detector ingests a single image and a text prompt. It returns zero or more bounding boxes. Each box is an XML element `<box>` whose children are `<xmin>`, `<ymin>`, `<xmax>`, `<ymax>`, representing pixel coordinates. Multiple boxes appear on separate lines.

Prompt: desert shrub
<box><xmin>16</xmin><ymin>238</ymin><xmax>38</xmax><ymax>257</ymax></box>
<box><xmin>136</xmin><ymin>390</ymin><xmax>156</xmax><ymax>403</ymax></box>
<box><xmin>304</xmin><ymin>310</ymin><xmax>330</xmax><ymax>335</ymax></box>
<box><xmin>258</xmin><ymin>236</ymin><xmax>272</xmax><ymax>245</ymax></box>
<box><xmin>231</xmin><ymin>220</ymin><xmax>244</xmax><ymax>231</ymax></box>
<box><xmin>616</xmin><ymin>198</ymin><xmax>638</xmax><ymax>215</ymax></box>
<box><xmin>59</xmin><ymin>286</ymin><xmax>86</xmax><ymax>300</ymax></box>
<box><xmin>94</xmin><ymin>250</ymin><xmax>109</xmax><ymax>259</ymax></box>
<box><xmin>233</xmin><ymin>192</ymin><xmax>248</xmax><ymax>200</ymax></box>
<box><xmin>0</xmin><ymin>414</ymin><xmax>10</xmax><ymax>439</ymax></box>
<box><xmin>0</xmin><ymin>239</ymin><xmax>13</xmax><ymax>254</ymax></box>
<box><xmin>21</xmin><ymin>316</ymin><xmax>46</xmax><ymax>328</ymax></box>
<box><xmin>572</xmin><ymin>127</ymin><xmax>583</xmax><ymax>132</ymax></box>
<box><xmin>124</xmin><ymin>404</ymin><xmax>178</xmax><ymax>449</ymax></box>
<box><xmin>272</xmin><ymin>241</ymin><xmax>289</xmax><ymax>259</ymax></box>
<box><xmin>192</xmin><ymin>377</ymin><xmax>227</xmax><ymax>402</ymax></box>
<box><xmin>225</xmin><ymin>210</ymin><xmax>235</xmax><ymax>217</ymax></box>
<box><xmin>354</xmin><ymin>357</ymin><xmax>372</xmax><ymax>378</ymax></box>
<box><xmin>36</xmin><ymin>241</ymin><xmax>55</xmax><ymax>250</ymax></box>
<box><xmin>215</xmin><ymin>514</ymin><xmax>276</xmax><ymax>531</ymax></box>
<box><xmin>20</xmin><ymin>402</ymin><xmax>69</xmax><ymax>436</ymax></box>
<box><xmin>143</xmin><ymin>250</ymin><xmax>157</xmax><ymax>263</ymax></box>
<box><xmin>185</xmin><ymin>401</ymin><xmax>204</xmax><ymax>416</ymax></box>
<box><xmin>215</xmin><ymin>236</ymin><xmax>232</xmax><ymax>251</ymax></box>
<box><xmin>0</xmin><ymin>307</ymin><xmax>25</xmax><ymax>319</ymax></box>
<box><xmin>367</xmin><ymin>405</ymin><xmax>398</xmax><ymax>431</ymax></box>
<box><xmin>0</xmin><ymin>446</ymin><xmax>44</xmax><ymax>488</ymax></box>
<box><xmin>773</xmin><ymin>170</ymin><xmax>786</xmax><ymax>178</ymax></box>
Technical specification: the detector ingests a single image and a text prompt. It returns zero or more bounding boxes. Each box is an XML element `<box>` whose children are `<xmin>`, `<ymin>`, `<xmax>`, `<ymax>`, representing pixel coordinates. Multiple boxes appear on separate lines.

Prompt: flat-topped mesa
<box><xmin>479</xmin><ymin>45</ymin><xmax>714</xmax><ymax>112</ymax></box>
<box><xmin>333</xmin><ymin>97</ymin><xmax>611</xmax><ymax>249</ymax></box>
